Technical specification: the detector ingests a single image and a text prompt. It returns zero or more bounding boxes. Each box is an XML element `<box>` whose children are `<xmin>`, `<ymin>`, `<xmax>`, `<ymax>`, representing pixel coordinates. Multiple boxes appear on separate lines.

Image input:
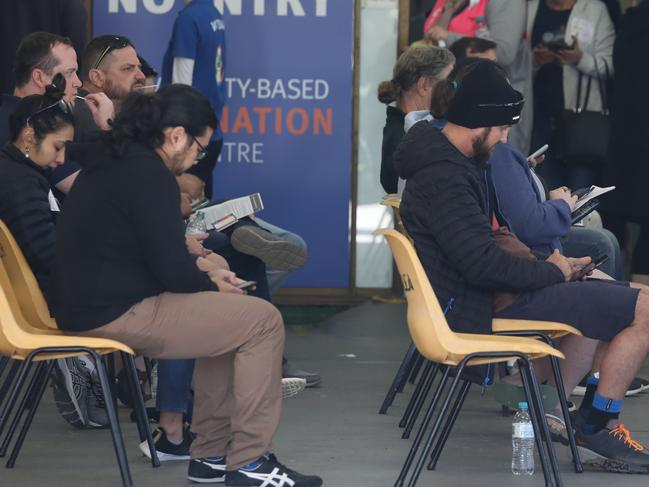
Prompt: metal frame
<box><xmin>0</xmin><ymin>348</ymin><xmax>159</xmax><ymax>487</ymax></box>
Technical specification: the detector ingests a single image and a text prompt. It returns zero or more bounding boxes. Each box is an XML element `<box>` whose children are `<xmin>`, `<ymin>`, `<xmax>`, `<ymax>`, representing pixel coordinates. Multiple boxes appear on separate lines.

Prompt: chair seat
<box><xmin>433</xmin><ymin>332</ymin><xmax>565</xmax><ymax>367</ymax></box>
<box><xmin>492</xmin><ymin>318</ymin><xmax>582</xmax><ymax>340</ymax></box>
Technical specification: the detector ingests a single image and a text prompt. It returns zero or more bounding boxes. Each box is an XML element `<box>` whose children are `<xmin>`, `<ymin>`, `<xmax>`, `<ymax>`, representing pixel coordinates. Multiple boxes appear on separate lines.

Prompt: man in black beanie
<box><xmin>395</xmin><ymin>59</ymin><xmax>649</xmax><ymax>473</ymax></box>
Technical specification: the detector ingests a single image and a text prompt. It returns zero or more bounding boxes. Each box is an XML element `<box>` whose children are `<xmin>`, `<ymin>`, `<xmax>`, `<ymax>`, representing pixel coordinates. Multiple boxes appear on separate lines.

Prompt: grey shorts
<box><xmin>494</xmin><ymin>279</ymin><xmax>640</xmax><ymax>342</ymax></box>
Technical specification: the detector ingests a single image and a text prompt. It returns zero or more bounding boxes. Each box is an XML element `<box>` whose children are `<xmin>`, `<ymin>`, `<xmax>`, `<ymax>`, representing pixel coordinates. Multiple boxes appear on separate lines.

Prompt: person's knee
<box><xmin>255</xmin><ymin>299</ymin><xmax>285</xmax><ymax>341</ymax></box>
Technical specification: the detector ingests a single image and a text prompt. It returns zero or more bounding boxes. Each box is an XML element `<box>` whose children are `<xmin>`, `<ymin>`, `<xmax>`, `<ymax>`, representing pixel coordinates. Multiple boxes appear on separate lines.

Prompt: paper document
<box><xmin>197</xmin><ymin>193</ymin><xmax>264</xmax><ymax>231</ymax></box>
<box><xmin>573</xmin><ymin>186</ymin><xmax>615</xmax><ymax>210</ymax></box>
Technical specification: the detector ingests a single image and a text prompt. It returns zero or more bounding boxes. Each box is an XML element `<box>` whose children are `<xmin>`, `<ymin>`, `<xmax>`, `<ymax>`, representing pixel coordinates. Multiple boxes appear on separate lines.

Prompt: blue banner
<box><xmin>94</xmin><ymin>0</ymin><xmax>354</xmax><ymax>288</ymax></box>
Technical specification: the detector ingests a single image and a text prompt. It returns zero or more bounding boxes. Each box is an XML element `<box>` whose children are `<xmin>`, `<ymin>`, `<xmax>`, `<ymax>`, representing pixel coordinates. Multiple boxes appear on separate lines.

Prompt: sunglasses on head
<box><xmin>26</xmin><ymin>98</ymin><xmax>72</xmax><ymax>128</ymax></box>
<box><xmin>92</xmin><ymin>36</ymin><xmax>131</xmax><ymax>70</ymax></box>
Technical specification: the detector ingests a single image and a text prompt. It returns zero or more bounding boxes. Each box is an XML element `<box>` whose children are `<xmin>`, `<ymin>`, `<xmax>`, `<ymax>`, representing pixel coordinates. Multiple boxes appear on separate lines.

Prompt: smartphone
<box><xmin>544</xmin><ymin>40</ymin><xmax>571</xmax><ymax>52</ymax></box>
<box><xmin>529</xmin><ymin>144</ymin><xmax>549</xmax><ymax>160</ymax></box>
<box><xmin>237</xmin><ymin>280</ymin><xmax>257</xmax><ymax>290</ymax></box>
<box><xmin>572</xmin><ymin>254</ymin><xmax>609</xmax><ymax>281</ymax></box>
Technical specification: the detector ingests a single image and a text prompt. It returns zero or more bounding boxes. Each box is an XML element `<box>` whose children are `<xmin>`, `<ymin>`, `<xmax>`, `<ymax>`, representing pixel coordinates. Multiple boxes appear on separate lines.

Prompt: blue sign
<box><xmin>94</xmin><ymin>0</ymin><xmax>354</xmax><ymax>288</ymax></box>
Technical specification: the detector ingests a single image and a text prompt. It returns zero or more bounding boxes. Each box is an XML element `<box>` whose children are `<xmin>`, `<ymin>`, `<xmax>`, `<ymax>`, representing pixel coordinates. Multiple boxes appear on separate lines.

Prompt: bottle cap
<box><xmin>518</xmin><ymin>402</ymin><xmax>528</xmax><ymax>410</ymax></box>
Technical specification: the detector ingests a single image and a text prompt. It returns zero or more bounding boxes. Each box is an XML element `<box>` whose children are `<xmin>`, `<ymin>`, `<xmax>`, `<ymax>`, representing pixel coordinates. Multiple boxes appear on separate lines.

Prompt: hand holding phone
<box><xmin>236</xmin><ymin>280</ymin><xmax>257</xmax><ymax>290</ymax></box>
<box><xmin>529</xmin><ymin>144</ymin><xmax>549</xmax><ymax>160</ymax></box>
<box><xmin>571</xmin><ymin>254</ymin><xmax>609</xmax><ymax>281</ymax></box>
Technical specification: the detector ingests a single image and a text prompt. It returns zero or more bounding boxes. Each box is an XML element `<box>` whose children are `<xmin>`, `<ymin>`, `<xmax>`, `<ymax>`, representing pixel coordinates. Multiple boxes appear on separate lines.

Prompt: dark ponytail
<box><xmin>105</xmin><ymin>84</ymin><xmax>217</xmax><ymax>157</ymax></box>
<box><xmin>8</xmin><ymin>72</ymin><xmax>74</xmax><ymax>143</ymax></box>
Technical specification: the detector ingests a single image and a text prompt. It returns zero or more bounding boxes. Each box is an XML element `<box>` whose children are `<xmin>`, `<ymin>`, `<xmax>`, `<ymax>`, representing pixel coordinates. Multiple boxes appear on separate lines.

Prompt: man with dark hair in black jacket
<box><xmin>396</xmin><ymin>59</ymin><xmax>649</xmax><ymax>473</ymax></box>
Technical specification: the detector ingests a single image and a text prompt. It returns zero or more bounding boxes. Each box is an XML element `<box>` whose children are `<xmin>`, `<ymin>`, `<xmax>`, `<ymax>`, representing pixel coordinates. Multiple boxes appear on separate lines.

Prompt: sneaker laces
<box><xmin>610</xmin><ymin>424</ymin><xmax>645</xmax><ymax>452</ymax></box>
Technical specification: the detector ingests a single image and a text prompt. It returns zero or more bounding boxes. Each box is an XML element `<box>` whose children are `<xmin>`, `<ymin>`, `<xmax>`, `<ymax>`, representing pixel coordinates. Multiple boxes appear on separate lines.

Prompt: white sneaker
<box><xmin>281</xmin><ymin>378</ymin><xmax>306</xmax><ymax>399</ymax></box>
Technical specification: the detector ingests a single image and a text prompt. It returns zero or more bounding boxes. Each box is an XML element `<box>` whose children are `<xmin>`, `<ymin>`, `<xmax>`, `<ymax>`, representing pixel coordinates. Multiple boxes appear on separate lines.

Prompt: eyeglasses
<box><xmin>92</xmin><ymin>36</ymin><xmax>131</xmax><ymax>70</ymax></box>
<box><xmin>191</xmin><ymin>135</ymin><xmax>207</xmax><ymax>161</ymax></box>
<box><xmin>26</xmin><ymin>99</ymin><xmax>72</xmax><ymax>127</ymax></box>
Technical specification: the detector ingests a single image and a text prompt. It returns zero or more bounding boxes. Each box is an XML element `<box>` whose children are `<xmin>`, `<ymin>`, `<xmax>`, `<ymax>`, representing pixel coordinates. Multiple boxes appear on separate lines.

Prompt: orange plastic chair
<box><xmin>0</xmin><ymin>222</ymin><xmax>158</xmax><ymax>486</ymax></box>
<box><xmin>377</xmin><ymin>229</ymin><xmax>566</xmax><ymax>487</ymax></box>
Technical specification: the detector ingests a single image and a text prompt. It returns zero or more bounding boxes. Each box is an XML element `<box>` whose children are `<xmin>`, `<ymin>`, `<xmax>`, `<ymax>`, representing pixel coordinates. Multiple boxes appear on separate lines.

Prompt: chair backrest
<box><xmin>0</xmin><ymin>254</ymin><xmax>37</xmax><ymax>357</ymax></box>
<box><xmin>380</xmin><ymin>196</ymin><xmax>412</xmax><ymax>243</ymax></box>
<box><xmin>0</xmin><ymin>220</ymin><xmax>55</xmax><ymax>329</ymax></box>
<box><xmin>377</xmin><ymin>228</ymin><xmax>455</xmax><ymax>363</ymax></box>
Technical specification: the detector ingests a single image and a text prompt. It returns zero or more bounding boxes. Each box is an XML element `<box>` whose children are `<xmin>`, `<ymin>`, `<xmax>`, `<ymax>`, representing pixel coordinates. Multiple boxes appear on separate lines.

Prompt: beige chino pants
<box><xmin>81</xmin><ymin>291</ymin><xmax>284</xmax><ymax>469</ymax></box>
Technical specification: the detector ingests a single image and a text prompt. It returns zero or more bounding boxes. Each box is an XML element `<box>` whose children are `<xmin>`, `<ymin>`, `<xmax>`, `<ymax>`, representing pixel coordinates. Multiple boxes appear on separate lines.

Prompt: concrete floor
<box><xmin>2</xmin><ymin>301</ymin><xmax>649</xmax><ymax>486</ymax></box>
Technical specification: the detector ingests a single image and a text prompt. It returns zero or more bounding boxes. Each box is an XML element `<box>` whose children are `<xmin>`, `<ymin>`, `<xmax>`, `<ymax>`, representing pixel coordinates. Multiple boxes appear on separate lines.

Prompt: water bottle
<box><xmin>186</xmin><ymin>211</ymin><xmax>208</xmax><ymax>235</ymax></box>
<box><xmin>512</xmin><ymin>402</ymin><xmax>535</xmax><ymax>475</ymax></box>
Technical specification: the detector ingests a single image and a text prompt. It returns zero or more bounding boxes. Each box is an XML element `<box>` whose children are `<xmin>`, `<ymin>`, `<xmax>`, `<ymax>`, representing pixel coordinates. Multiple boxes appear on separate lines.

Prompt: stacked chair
<box><xmin>376</xmin><ymin>201</ymin><xmax>584</xmax><ymax>486</ymax></box>
<box><xmin>0</xmin><ymin>219</ymin><xmax>158</xmax><ymax>486</ymax></box>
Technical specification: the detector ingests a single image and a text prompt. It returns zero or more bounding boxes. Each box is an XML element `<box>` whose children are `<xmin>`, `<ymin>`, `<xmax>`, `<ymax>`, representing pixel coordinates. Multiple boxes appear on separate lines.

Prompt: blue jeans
<box><xmin>561</xmin><ymin>226</ymin><xmax>623</xmax><ymax>280</ymax></box>
<box><xmin>156</xmin><ymin>359</ymin><xmax>194</xmax><ymax>416</ymax></box>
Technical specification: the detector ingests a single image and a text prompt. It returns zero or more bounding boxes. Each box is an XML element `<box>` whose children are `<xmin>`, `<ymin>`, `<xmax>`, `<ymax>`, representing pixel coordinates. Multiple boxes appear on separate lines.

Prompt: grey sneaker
<box><xmin>75</xmin><ymin>356</ymin><xmax>110</xmax><ymax>428</ymax></box>
<box><xmin>50</xmin><ymin>358</ymin><xmax>89</xmax><ymax>429</ymax></box>
<box><xmin>231</xmin><ymin>226</ymin><xmax>307</xmax><ymax>271</ymax></box>
<box><xmin>576</xmin><ymin>423</ymin><xmax>649</xmax><ymax>473</ymax></box>
<box><xmin>282</xmin><ymin>361</ymin><xmax>322</xmax><ymax>388</ymax></box>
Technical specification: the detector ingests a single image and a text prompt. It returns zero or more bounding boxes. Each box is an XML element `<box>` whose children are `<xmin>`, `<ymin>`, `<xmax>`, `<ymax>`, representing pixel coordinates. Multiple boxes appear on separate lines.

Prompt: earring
<box><xmin>24</xmin><ymin>147</ymin><xmax>30</xmax><ymax>158</ymax></box>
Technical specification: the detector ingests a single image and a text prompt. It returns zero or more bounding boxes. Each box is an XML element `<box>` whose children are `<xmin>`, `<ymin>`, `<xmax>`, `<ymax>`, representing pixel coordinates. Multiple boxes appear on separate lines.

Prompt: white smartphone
<box><xmin>529</xmin><ymin>144</ymin><xmax>549</xmax><ymax>159</ymax></box>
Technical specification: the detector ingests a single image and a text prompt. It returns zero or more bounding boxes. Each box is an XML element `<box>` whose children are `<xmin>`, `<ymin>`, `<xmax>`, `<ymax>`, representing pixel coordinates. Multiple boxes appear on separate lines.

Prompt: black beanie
<box><xmin>446</xmin><ymin>60</ymin><xmax>524</xmax><ymax>129</ymax></box>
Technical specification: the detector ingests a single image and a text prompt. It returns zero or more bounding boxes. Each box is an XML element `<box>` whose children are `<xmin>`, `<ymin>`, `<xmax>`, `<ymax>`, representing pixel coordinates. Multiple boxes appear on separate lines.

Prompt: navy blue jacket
<box><xmin>490</xmin><ymin>143</ymin><xmax>571</xmax><ymax>255</ymax></box>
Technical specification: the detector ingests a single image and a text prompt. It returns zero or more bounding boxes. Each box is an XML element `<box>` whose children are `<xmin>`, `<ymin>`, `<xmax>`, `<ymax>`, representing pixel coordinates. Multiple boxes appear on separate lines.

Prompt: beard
<box><xmin>472</xmin><ymin>127</ymin><xmax>495</xmax><ymax>166</ymax></box>
<box><xmin>103</xmin><ymin>77</ymin><xmax>143</xmax><ymax>102</ymax></box>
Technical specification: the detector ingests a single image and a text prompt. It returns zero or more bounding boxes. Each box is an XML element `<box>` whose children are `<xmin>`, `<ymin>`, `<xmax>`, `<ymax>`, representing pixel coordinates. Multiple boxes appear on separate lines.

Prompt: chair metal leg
<box><xmin>0</xmin><ymin>361</ymin><xmax>32</xmax><ymax>440</ymax></box>
<box><xmin>527</xmin><ymin>360</ymin><xmax>563</xmax><ymax>487</ymax></box>
<box><xmin>92</xmin><ymin>352</ymin><xmax>133</xmax><ymax>487</ymax></box>
<box><xmin>402</xmin><ymin>363</ymin><xmax>440</xmax><ymax>439</ymax></box>
<box><xmin>407</xmin><ymin>364</ymin><xmax>465</xmax><ymax>487</ymax></box>
<box><xmin>548</xmin><ymin>352</ymin><xmax>583</xmax><ymax>473</ymax></box>
<box><xmin>0</xmin><ymin>363</ymin><xmax>46</xmax><ymax>457</ymax></box>
<box><xmin>380</xmin><ymin>342</ymin><xmax>418</xmax><ymax>414</ymax></box>
<box><xmin>394</xmin><ymin>366</ymin><xmax>450</xmax><ymax>487</ymax></box>
<box><xmin>519</xmin><ymin>359</ymin><xmax>554</xmax><ymax>487</ymax></box>
<box><xmin>427</xmin><ymin>379</ymin><xmax>471</xmax><ymax>470</ymax></box>
<box><xmin>399</xmin><ymin>360</ymin><xmax>434</xmax><ymax>428</ymax></box>
<box><xmin>6</xmin><ymin>361</ymin><xmax>54</xmax><ymax>468</ymax></box>
<box><xmin>122</xmin><ymin>353</ymin><xmax>160</xmax><ymax>467</ymax></box>
<box><xmin>407</xmin><ymin>353</ymin><xmax>425</xmax><ymax>386</ymax></box>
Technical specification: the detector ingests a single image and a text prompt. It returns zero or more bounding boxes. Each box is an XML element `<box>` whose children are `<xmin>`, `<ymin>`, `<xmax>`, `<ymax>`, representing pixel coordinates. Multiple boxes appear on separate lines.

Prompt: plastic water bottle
<box><xmin>512</xmin><ymin>402</ymin><xmax>535</xmax><ymax>475</ymax></box>
<box><xmin>186</xmin><ymin>211</ymin><xmax>208</xmax><ymax>235</ymax></box>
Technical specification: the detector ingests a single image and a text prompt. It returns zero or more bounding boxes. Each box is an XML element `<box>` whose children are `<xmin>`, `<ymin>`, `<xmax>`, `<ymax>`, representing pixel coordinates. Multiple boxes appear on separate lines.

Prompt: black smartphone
<box><xmin>545</xmin><ymin>39</ymin><xmax>571</xmax><ymax>52</ymax></box>
<box><xmin>572</xmin><ymin>254</ymin><xmax>609</xmax><ymax>281</ymax></box>
<box><xmin>237</xmin><ymin>280</ymin><xmax>257</xmax><ymax>290</ymax></box>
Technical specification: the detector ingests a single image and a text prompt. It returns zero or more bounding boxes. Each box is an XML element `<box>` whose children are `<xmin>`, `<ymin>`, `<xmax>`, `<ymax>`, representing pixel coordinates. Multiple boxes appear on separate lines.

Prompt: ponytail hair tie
<box><xmin>451</xmin><ymin>80</ymin><xmax>459</xmax><ymax>90</ymax></box>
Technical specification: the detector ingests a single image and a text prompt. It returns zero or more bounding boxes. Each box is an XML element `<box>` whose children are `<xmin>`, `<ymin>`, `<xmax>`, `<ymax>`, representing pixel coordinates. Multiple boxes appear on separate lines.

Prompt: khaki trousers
<box><xmin>82</xmin><ymin>291</ymin><xmax>284</xmax><ymax>469</ymax></box>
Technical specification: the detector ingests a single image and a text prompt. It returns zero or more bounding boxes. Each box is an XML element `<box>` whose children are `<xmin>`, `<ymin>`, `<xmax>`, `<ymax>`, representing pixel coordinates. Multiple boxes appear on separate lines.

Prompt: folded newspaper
<box><xmin>197</xmin><ymin>193</ymin><xmax>264</xmax><ymax>231</ymax></box>
<box><xmin>573</xmin><ymin>185</ymin><xmax>615</xmax><ymax>210</ymax></box>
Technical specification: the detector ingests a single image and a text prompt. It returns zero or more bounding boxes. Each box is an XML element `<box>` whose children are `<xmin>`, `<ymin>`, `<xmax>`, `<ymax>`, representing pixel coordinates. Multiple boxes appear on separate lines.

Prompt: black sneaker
<box><xmin>140</xmin><ymin>426</ymin><xmax>192</xmax><ymax>461</ymax></box>
<box><xmin>576</xmin><ymin>424</ymin><xmax>649</xmax><ymax>473</ymax></box>
<box><xmin>50</xmin><ymin>358</ymin><xmax>89</xmax><ymax>429</ymax></box>
<box><xmin>188</xmin><ymin>456</ymin><xmax>227</xmax><ymax>483</ymax></box>
<box><xmin>225</xmin><ymin>454</ymin><xmax>322</xmax><ymax>486</ymax></box>
<box><xmin>625</xmin><ymin>378</ymin><xmax>644</xmax><ymax>397</ymax></box>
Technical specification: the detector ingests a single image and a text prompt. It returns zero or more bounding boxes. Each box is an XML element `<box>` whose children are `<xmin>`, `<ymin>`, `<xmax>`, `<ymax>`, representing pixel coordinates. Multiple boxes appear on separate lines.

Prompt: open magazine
<box><xmin>570</xmin><ymin>186</ymin><xmax>615</xmax><ymax>225</ymax></box>
<box><xmin>195</xmin><ymin>193</ymin><xmax>264</xmax><ymax>231</ymax></box>
<box><xmin>572</xmin><ymin>185</ymin><xmax>615</xmax><ymax>210</ymax></box>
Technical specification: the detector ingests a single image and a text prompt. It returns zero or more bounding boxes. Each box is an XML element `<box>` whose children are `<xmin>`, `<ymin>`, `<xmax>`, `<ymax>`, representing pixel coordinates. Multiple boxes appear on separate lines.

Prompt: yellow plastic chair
<box><xmin>0</xmin><ymin>225</ymin><xmax>158</xmax><ymax>486</ymax></box>
<box><xmin>377</xmin><ymin>229</ymin><xmax>566</xmax><ymax>487</ymax></box>
<box><xmin>0</xmin><ymin>221</ymin><xmax>55</xmax><ymax>331</ymax></box>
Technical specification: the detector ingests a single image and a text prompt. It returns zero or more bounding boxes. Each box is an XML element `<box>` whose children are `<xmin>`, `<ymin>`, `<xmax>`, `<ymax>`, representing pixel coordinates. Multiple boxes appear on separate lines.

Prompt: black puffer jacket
<box><xmin>394</xmin><ymin>122</ymin><xmax>565</xmax><ymax>334</ymax></box>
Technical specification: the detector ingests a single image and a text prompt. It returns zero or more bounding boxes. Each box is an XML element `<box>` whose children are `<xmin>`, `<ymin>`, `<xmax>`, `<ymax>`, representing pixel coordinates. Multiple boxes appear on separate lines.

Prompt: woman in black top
<box><xmin>0</xmin><ymin>89</ymin><xmax>74</xmax><ymax>295</ymax></box>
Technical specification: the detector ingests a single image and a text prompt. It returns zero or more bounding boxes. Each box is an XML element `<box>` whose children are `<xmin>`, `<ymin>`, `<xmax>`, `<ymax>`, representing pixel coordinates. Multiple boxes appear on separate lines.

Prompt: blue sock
<box><xmin>242</xmin><ymin>457</ymin><xmax>264</xmax><ymax>471</ymax></box>
<box><xmin>582</xmin><ymin>392</ymin><xmax>621</xmax><ymax>434</ymax></box>
<box><xmin>578</xmin><ymin>374</ymin><xmax>600</xmax><ymax>418</ymax></box>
